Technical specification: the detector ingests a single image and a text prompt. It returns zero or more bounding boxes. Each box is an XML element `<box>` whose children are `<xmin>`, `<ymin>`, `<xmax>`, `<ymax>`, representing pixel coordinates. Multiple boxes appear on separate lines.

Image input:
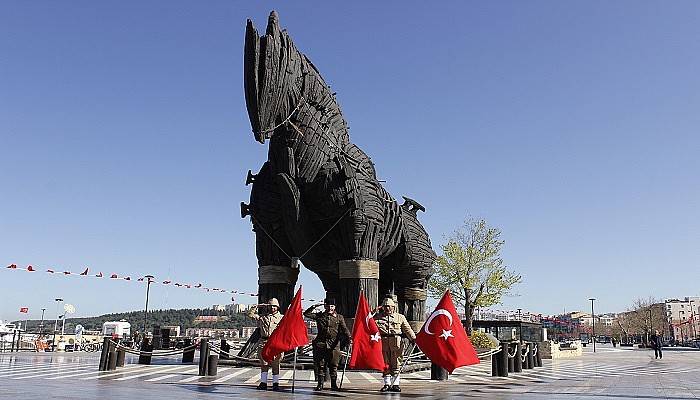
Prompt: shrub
<box><xmin>470</xmin><ymin>331</ymin><xmax>498</xmax><ymax>349</ymax></box>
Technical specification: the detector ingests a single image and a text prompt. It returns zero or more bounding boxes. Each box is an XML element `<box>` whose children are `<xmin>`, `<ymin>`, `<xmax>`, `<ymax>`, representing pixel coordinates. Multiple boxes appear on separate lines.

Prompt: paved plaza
<box><xmin>1</xmin><ymin>345</ymin><xmax>700</xmax><ymax>399</ymax></box>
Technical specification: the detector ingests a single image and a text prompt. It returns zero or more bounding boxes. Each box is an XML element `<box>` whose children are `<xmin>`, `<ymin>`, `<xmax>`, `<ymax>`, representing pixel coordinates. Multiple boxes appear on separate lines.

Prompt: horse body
<box><xmin>242</xmin><ymin>12</ymin><xmax>435</xmax><ymax>324</ymax></box>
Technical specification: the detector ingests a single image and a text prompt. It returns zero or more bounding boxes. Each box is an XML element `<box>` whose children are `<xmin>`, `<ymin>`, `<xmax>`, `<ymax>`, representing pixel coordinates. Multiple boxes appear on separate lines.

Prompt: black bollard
<box><xmin>116</xmin><ymin>348</ymin><xmax>126</xmax><ymax>367</ymax></box>
<box><xmin>219</xmin><ymin>339</ymin><xmax>231</xmax><ymax>360</ymax></box>
<box><xmin>522</xmin><ymin>343</ymin><xmax>529</xmax><ymax>369</ymax></box>
<box><xmin>430</xmin><ymin>363</ymin><xmax>449</xmax><ymax>380</ymax></box>
<box><xmin>182</xmin><ymin>338</ymin><xmax>195</xmax><ymax>363</ymax></box>
<box><xmin>11</xmin><ymin>330</ymin><xmax>17</xmax><ymax>353</ymax></box>
<box><xmin>526</xmin><ymin>342</ymin><xmax>535</xmax><ymax>369</ymax></box>
<box><xmin>207</xmin><ymin>354</ymin><xmax>219</xmax><ymax>376</ymax></box>
<box><xmin>535</xmin><ymin>343</ymin><xmax>543</xmax><ymax>367</ymax></box>
<box><xmin>499</xmin><ymin>342</ymin><xmax>509</xmax><ymax>377</ymax></box>
<box><xmin>198</xmin><ymin>339</ymin><xmax>209</xmax><ymax>376</ymax></box>
<box><xmin>138</xmin><ymin>338</ymin><xmax>153</xmax><ymax>365</ymax></box>
<box><xmin>507</xmin><ymin>343</ymin><xmax>515</xmax><ymax>372</ymax></box>
<box><xmin>99</xmin><ymin>337</ymin><xmax>111</xmax><ymax>371</ymax></box>
<box><xmin>514</xmin><ymin>342</ymin><xmax>523</xmax><ymax>372</ymax></box>
<box><xmin>108</xmin><ymin>349</ymin><xmax>118</xmax><ymax>371</ymax></box>
<box><xmin>492</xmin><ymin>352</ymin><xmax>499</xmax><ymax>376</ymax></box>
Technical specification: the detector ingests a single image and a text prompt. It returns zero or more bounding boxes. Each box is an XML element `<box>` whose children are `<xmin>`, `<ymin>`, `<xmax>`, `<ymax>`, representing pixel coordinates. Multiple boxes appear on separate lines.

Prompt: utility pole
<box><xmin>52</xmin><ymin>298</ymin><xmax>63</xmax><ymax>351</ymax></box>
<box><xmin>589</xmin><ymin>298</ymin><xmax>596</xmax><ymax>353</ymax></box>
<box><xmin>143</xmin><ymin>275</ymin><xmax>155</xmax><ymax>335</ymax></box>
<box><xmin>39</xmin><ymin>308</ymin><xmax>46</xmax><ymax>334</ymax></box>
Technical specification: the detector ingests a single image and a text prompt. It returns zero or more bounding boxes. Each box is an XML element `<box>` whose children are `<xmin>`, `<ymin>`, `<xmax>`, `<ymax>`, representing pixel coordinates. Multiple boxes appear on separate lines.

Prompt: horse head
<box><xmin>244</xmin><ymin>11</ymin><xmax>305</xmax><ymax>144</ymax></box>
<box><xmin>244</xmin><ymin>11</ymin><xmax>350</xmax><ymax>179</ymax></box>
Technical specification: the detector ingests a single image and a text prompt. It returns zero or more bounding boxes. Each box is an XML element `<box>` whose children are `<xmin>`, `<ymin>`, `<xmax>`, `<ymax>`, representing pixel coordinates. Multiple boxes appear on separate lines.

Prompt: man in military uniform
<box><xmin>373</xmin><ymin>297</ymin><xmax>416</xmax><ymax>392</ymax></box>
<box><xmin>247</xmin><ymin>298</ymin><xmax>283</xmax><ymax>391</ymax></box>
<box><xmin>304</xmin><ymin>298</ymin><xmax>351</xmax><ymax>391</ymax></box>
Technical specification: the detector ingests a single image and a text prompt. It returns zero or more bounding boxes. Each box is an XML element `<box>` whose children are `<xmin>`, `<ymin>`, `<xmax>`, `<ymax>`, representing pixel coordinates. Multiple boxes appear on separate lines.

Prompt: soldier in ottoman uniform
<box><xmin>247</xmin><ymin>298</ymin><xmax>284</xmax><ymax>391</ymax></box>
<box><xmin>304</xmin><ymin>298</ymin><xmax>351</xmax><ymax>391</ymax></box>
<box><xmin>373</xmin><ymin>297</ymin><xmax>416</xmax><ymax>392</ymax></box>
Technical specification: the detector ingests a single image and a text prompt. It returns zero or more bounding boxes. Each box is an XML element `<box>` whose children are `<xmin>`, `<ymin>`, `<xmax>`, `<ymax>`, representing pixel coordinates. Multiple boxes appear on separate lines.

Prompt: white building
<box><xmin>666</xmin><ymin>297</ymin><xmax>700</xmax><ymax>341</ymax></box>
<box><xmin>598</xmin><ymin>313</ymin><xmax>616</xmax><ymax>327</ymax></box>
<box><xmin>240</xmin><ymin>326</ymin><xmax>257</xmax><ymax>338</ymax></box>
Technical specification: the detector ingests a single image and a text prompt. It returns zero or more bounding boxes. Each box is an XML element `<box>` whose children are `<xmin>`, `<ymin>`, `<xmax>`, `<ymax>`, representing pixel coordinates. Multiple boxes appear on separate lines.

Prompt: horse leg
<box><xmin>247</xmin><ymin>162</ymin><xmax>299</xmax><ymax>311</ymax></box>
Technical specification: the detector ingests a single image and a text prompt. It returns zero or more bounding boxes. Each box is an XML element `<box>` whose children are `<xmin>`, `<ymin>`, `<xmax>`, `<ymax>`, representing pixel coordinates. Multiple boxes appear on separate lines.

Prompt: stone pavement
<box><xmin>2</xmin><ymin>344</ymin><xmax>700</xmax><ymax>399</ymax></box>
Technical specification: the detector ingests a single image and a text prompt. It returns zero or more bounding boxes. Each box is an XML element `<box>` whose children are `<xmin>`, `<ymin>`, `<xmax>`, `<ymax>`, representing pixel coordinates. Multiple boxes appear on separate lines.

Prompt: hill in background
<box><xmin>15</xmin><ymin>308</ymin><xmax>252</xmax><ymax>334</ymax></box>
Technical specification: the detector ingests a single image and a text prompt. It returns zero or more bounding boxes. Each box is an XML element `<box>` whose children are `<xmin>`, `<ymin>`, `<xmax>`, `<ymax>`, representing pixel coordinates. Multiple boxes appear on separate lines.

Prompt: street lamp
<box><xmin>52</xmin><ymin>298</ymin><xmax>63</xmax><ymax>351</ymax></box>
<box><xmin>589</xmin><ymin>298</ymin><xmax>596</xmax><ymax>353</ymax></box>
<box><xmin>143</xmin><ymin>275</ymin><xmax>155</xmax><ymax>334</ymax></box>
<box><xmin>39</xmin><ymin>308</ymin><xmax>46</xmax><ymax>335</ymax></box>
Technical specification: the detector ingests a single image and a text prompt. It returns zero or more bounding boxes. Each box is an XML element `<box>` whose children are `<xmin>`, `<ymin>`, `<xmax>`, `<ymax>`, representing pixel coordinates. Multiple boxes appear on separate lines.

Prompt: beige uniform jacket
<box><xmin>247</xmin><ymin>306</ymin><xmax>283</xmax><ymax>339</ymax></box>
<box><xmin>373</xmin><ymin>311</ymin><xmax>416</xmax><ymax>340</ymax></box>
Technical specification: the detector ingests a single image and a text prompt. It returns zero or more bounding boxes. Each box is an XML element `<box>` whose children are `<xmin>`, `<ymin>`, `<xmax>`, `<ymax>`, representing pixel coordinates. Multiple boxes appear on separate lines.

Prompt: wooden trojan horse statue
<box><xmin>241</xmin><ymin>11</ymin><xmax>436</xmax><ymax>331</ymax></box>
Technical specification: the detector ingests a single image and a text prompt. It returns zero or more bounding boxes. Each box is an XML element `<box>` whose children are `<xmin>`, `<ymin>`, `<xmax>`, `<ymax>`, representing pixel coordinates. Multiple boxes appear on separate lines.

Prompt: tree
<box><xmin>429</xmin><ymin>218</ymin><xmax>522</xmax><ymax>334</ymax></box>
<box><xmin>616</xmin><ymin>297</ymin><xmax>668</xmax><ymax>344</ymax></box>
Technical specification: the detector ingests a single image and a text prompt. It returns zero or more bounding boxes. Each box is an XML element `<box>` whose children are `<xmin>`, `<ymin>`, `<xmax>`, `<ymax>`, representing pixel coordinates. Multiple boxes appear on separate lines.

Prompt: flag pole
<box><xmin>292</xmin><ymin>347</ymin><xmax>298</xmax><ymax>393</ymax></box>
<box><xmin>393</xmin><ymin>342</ymin><xmax>417</xmax><ymax>386</ymax></box>
<box><xmin>339</xmin><ymin>342</ymin><xmax>352</xmax><ymax>389</ymax></box>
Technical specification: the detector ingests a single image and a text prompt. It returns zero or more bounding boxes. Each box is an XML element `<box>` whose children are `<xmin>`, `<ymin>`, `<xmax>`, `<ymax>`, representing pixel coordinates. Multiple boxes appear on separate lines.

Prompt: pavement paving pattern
<box><xmin>2</xmin><ymin>345</ymin><xmax>700</xmax><ymax>399</ymax></box>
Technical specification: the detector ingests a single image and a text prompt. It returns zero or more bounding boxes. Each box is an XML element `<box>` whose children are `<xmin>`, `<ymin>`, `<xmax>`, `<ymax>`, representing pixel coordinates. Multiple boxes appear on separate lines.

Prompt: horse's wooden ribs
<box><xmin>243</xmin><ymin>12</ymin><xmax>436</xmax><ymax>327</ymax></box>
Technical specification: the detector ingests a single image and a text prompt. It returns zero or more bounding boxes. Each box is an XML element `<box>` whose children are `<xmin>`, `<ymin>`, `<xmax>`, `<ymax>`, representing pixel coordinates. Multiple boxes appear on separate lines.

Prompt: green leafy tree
<box><xmin>429</xmin><ymin>218</ymin><xmax>522</xmax><ymax>334</ymax></box>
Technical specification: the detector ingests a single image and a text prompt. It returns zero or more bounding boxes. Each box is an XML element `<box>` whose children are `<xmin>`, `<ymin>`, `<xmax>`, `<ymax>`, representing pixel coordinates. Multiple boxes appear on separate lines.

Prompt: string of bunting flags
<box><xmin>4</xmin><ymin>263</ymin><xmax>326</xmax><ymax>303</ymax></box>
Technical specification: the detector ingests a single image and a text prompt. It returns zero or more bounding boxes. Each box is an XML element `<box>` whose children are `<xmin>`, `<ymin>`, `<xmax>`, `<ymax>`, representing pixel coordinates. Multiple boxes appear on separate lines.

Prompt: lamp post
<box><xmin>52</xmin><ymin>298</ymin><xmax>63</xmax><ymax>351</ymax></box>
<box><xmin>589</xmin><ymin>298</ymin><xmax>596</xmax><ymax>353</ymax></box>
<box><xmin>39</xmin><ymin>308</ymin><xmax>46</xmax><ymax>334</ymax></box>
<box><xmin>143</xmin><ymin>275</ymin><xmax>155</xmax><ymax>334</ymax></box>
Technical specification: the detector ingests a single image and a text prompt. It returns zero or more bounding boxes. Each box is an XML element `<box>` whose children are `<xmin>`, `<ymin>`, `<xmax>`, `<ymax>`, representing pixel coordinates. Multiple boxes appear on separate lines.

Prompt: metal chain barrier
<box><xmin>507</xmin><ymin>344</ymin><xmax>517</xmax><ymax>359</ymax></box>
<box><xmin>110</xmin><ymin>340</ymin><xmax>196</xmax><ymax>357</ymax></box>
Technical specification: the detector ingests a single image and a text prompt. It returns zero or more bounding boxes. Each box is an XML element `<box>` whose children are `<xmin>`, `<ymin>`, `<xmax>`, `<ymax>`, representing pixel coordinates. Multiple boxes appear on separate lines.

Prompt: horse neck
<box><xmin>277</xmin><ymin>62</ymin><xmax>350</xmax><ymax>182</ymax></box>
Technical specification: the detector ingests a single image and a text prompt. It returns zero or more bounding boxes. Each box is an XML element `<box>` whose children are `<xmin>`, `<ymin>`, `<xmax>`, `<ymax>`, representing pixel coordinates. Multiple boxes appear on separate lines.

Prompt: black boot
<box><xmin>256</xmin><ymin>382</ymin><xmax>267</xmax><ymax>390</ymax></box>
<box><xmin>314</xmin><ymin>379</ymin><xmax>324</xmax><ymax>391</ymax></box>
<box><xmin>380</xmin><ymin>384</ymin><xmax>391</xmax><ymax>392</ymax></box>
<box><xmin>390</xmin><ymin>385</ymin><xmax>401</xmax><ymax>392</ymax></box>
<box><xmin>331</xmin><ymin>378</ymin><xmax>339</xmax><ymax>391</ymax></box>
<box><xmin>272</xmin><ymin>383</ymin><xmax>280</xmax><ymax>391</ymax></box>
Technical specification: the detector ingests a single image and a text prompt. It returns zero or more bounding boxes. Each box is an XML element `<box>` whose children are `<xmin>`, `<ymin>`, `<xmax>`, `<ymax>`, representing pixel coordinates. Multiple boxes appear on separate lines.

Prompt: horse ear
<box><xmin>244</xmin><ymin>19</ymin><xmax>261</xmax><ymax>134</ymax></box>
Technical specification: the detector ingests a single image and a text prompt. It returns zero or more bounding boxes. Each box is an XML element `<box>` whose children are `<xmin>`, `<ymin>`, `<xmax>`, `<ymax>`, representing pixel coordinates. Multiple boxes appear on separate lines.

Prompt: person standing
<box><xmin>373</xmin><ymin>297</ymin><xmax>416</xmax><ymax>392</ymax></box>
<box><xmin>247</xmin><ymin>298</ymin><xmax>284</xmax><ymax>390</ymax></box>
<box><xmin>304</xmin><ymin>298</ymin><xmax>351</xmax><ymax>391</ymax></box>
<box><xmin>650</xmin><ymin>330</ymin><xmax>663</xmax><ymax>359</ymax></box>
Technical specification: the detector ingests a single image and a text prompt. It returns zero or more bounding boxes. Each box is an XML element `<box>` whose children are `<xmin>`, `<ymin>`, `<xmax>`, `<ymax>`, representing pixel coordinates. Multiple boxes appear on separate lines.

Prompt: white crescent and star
<box><xmin>424</xmin><ymin>309</ymin><xmax>453</xmax><ymax>335</ymax></box>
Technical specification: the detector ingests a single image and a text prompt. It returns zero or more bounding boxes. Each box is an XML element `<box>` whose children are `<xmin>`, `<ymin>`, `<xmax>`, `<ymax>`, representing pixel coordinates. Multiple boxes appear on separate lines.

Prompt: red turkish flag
<box><xmin>7</xmin><ymin>264</ymin><xmax>17</xmax><ymax>269</ymax></box>
<box><xmin>349</xmin><ymin>292</ymin><xmax>386</xmax><ymax>371</ymax></box>
<box><xmin>415</xmin><ymin>290</ymin><xmax>479</xmax><ymax>373</ymax></box>
<box><xmin>19</xmin><ymin>307</ymin><xmax>29</xmax><ymax>313</ymax></box>
<box><xmin>261</xmin><ymin>287</ymin><xmax>309</xmax><ymax>362</ymax></box>
<box><xmin>80</xmin><ymin>268</ymin><xmax>89</xmax><ymax>276</ymax></box>
<box><xmin>27</xmin><ymin>265</ymin><xmax>36</xmax><ymax>272</ymax></box>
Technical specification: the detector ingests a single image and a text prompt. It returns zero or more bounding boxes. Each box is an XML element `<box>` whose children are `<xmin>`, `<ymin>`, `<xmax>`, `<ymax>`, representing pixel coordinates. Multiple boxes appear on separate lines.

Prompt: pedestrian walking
<box><xmin>304</xmin><ymin>298</ymin><xmax>351</xmax><ymax>391</ymax></box>
<box><xmin>247</xmin><ymin>298</ymin><xmax>284</xmax><ymax>390</ymax></box>
<box><xmin>650</xmin><ymin>330</ymin><xmax>663</xmax><ymax>359</ymax></box>
<box><xmin>373</xmin><ymin>297</ymin><xmax>416</xmax><ymax>392</ymax></box>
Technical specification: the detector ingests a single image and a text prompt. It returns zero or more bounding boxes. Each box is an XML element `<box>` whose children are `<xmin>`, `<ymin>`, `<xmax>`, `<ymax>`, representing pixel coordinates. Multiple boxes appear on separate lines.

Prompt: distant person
<box><xmin>247</xmin><ymin>298</ymin><xmax>283</xmax><ymax>391</ymax></box>
<box><xmin>650</xmin><ymin>330</ymin><xmax>663</xmax><ymax>359</ymax></box>
<box><xmin>611</xmin><ymin>337</ymin><xmax>617</xmax><ymax>347</ymax></box>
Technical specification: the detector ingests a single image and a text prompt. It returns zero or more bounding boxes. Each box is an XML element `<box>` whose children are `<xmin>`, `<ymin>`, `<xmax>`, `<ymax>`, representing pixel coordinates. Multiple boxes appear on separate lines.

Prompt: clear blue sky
<box><xmin>2</xmin><ymin>1</ymin><xmax>699</xmax><ymax>322</ymax></box>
